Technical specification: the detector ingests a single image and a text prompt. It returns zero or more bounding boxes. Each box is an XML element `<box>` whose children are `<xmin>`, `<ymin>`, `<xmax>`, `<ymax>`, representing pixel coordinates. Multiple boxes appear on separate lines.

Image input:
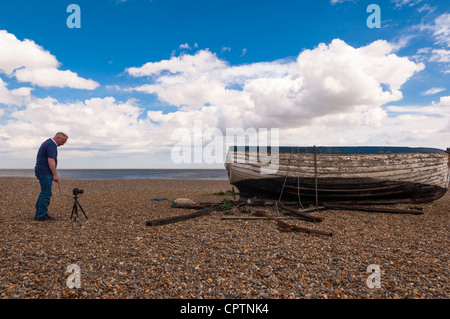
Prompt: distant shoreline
<box><xmin>0</xmin><ymin>168</ymin><xmax>228</xmax><ymax>180</ymax></box>
<box><xmin>0</xmin><ymin>168</ymin><xmax>227</xmax><ymax>170</ymax></box>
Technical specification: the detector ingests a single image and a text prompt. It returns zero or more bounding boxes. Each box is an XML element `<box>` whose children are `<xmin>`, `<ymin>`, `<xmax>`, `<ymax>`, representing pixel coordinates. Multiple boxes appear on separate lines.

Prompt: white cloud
<box><xmin>420</xmin><ymin>13</ymin><xmax>450</xmax><ymax>48</ymax></box>
<box><xmin>0</xmin><ymin>96</ymin><xmax>154</xmax><ymax>155</ymax></box>
<box><xmin>14</xmin><ymin>67</ymin><xmax>99</xmax><ymax>89</ymax></box>
<box><xmin>400</xmin><ymin>13</ymin><xmax>450</xmax><ymax>74</ymax></box>
<box><xmin>383</xmin><ymin>96</ymin><xmax>450</xmax><ymax>139</ymax></box>
<box><xmin>440</xmin><ymin>95</ymin><xmax>450</xmax><ymax>106</ymax></box>
<box><xmin>390</xmin><ymin>34</ymin><xmax>416</xmax><ymax>52</ymax></box>
<box><xmin>429</xmin><ymin>49</ymin><xmax>450</xmax><ymax>63</ymax></box>
<box><xmin>0</xmin><ymin>30</ymin><xmax>99</xmax><ymax>90</ymax></box>
<box><xmin>0</xmin><ymin>78</ymin><xmax>32</xmax><ymax>106</ymax></box>
<box><xmin>114</xmin><ymin>38</ymin><xmax>450</xmax><ymax>156</ymax></box>
<box><xmin>417</xmin><ymin>4</ymin><xmax>436</xmax><ymax>14</ymax></box>
<box><xmin>127</xmin><ymin>39</ymin><xmax>424</xmax><ymax>132</ymax></box>
<box><xmin>421</xmin><ymin>87</ymin><xmax>446</xmax><ymax>95</ymax></box>
<box><xmin>179</xmin><ymin>43</ymin><xmax>191</xmax><ymax>49</ymax></box>
<box><xmin>391</xmin><ymin>0</ymin><xmax>423</xmax><ymax>9</ymax></box>
<box><xmin>2</xmin><ymin>37</ymin><xmax>447</xmax><ymax>168</ymax></box>
<box><xmin>386</xmin><ymin>95</ymin><xmax>450</xmax><ymax>116</ymax></box>
<box><xmin>0</xmin><ymin>30</ymin><xmax>58</xmax><ymax>74</ymax></box>
<box><xmin>432</xmin><ymin>13</ymin><xmax>450</xmax><ymax>47</ymax></box>
<box><xmin>126</xmin><ymin>50</ymin><xmax>227</xmax><ymax>78</ymax></box>
<box><xmin>330</xmin><ymin>0</ymin><xmax>355</xmax><ymax>5</ymax></box>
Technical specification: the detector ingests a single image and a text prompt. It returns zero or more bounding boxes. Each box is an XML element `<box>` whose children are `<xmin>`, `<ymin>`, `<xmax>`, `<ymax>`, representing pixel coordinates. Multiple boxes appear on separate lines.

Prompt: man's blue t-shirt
<box><xmin>35</xmin><ymin>138</ymin><xmax>58</xmax><ymax>175</ymax></box>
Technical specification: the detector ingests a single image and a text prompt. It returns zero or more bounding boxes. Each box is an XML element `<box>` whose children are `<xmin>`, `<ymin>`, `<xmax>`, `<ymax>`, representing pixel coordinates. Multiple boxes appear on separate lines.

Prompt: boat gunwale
<box><xmin>229</xmin><ymin>146</ymin><xmax>447</xmax><ymax>154</ymax></box>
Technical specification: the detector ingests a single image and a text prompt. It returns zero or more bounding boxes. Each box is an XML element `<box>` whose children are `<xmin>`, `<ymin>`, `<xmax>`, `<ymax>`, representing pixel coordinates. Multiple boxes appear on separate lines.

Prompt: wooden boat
<box><xmin>225</xmin><ymin>146</ymin><xmax>450</xmax><ymax>204</ymax></box>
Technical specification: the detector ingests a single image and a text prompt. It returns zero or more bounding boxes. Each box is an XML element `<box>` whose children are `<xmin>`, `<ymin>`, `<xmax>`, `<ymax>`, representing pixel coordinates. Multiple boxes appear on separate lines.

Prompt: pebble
<box><xmin>0</xmin><ymin>177</ymin><xmax>448</xmax><ymax>299</ymax></box>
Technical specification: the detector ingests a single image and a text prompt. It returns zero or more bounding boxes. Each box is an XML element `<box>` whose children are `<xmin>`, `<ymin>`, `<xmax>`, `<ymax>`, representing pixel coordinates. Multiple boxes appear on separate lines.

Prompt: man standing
<box><xmin>34</xmin><ymin>132</ymin><xmax>68</xmax><ymax>221</ymax></box>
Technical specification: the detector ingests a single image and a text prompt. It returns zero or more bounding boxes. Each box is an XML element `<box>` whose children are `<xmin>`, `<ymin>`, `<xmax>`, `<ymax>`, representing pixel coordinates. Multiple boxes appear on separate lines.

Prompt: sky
<box><xmin>0</xmin><ymin>0</ymin><xmax>449</xmax><ymax>168</ymax></box>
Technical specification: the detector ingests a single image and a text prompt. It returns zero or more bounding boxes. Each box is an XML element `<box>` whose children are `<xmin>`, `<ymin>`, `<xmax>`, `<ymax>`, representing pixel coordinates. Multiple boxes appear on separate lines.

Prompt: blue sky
<box><xmin>0</xmin><ymin>0</ymin><xmax>449</xmax><ymax>168</ymax></box>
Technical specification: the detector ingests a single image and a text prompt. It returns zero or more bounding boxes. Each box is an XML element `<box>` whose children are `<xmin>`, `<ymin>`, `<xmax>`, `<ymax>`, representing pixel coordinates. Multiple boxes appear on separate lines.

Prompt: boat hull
<box><xmin>226</xmin><ymin>146</ymin><xmax>449</xmax><ymax>204</ymax></box>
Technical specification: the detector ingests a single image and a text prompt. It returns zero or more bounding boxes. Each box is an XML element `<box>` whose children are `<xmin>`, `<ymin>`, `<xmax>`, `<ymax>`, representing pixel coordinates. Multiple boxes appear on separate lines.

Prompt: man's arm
<box><xmin>48</xmin><ymin>158</ymin><xmax>59</xmax><ymax>183</ymax></box>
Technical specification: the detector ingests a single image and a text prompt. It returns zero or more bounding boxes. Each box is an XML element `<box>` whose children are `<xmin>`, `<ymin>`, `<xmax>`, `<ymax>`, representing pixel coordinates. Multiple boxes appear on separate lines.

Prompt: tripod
<box><xmin>70</xmin><ymin>193</ymin><xmax>88</xmax><ymax>221</ymax></box>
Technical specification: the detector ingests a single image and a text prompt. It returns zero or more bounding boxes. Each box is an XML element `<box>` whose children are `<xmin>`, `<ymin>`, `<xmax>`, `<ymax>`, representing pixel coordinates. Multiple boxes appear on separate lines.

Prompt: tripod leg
<box><xmin>71</xmin><ymin>201</ymin><xmax>77</xmax><ymax>220</ymax></box>
<box><xmin>76</xmin><ymin>202</ymin><xmax>88</xmax><ymax>219</ymax></box>
<box><xmin>73</xmin><ymin>198</ymin><xmax>80</xmax><ymax>222</ymax></box>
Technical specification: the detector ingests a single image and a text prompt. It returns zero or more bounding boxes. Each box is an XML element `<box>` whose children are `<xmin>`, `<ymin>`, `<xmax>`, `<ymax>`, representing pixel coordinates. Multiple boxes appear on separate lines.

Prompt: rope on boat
<box><xmin>296</xmin><ymin>147</ymin><xmax>304</xmax><ymax>209</ymax></box>
<box><xmin>278</xmin><ymin>147</ymin><xmax>305</xmax><ymax>209</ymax></box>
<box><xmin>446</xmin><ymin>150</ymin><xmax>450</xmax><ymax>187</ymax></box>
<box><xmin>314</xmin><ymin>145</ymin><xmax>319</xmax><ymax>211</ymax></box>
<box><xmin>278</xmin><ymin>147</ymin><xmax>293</xmax><ymax>202</ymax></box>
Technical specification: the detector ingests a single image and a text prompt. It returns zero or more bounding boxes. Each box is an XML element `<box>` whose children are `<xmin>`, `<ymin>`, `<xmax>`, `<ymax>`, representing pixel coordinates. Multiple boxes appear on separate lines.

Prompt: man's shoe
<box><xmin>42</xmin><ymin>214</ymin><xmax>56</xmax><ymax>221</ymax></box>
<box><xmin>35</xmin><ymin>214</ymin><xmax>56</xmax><ymax>221</ymax></box>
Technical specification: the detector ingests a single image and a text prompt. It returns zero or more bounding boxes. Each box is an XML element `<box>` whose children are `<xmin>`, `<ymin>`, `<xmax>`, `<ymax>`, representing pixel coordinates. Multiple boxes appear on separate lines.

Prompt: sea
<box><xmin>0</xmin><ymin>169</ymin><xmax>229</xmax><ymax>180</ymax></box>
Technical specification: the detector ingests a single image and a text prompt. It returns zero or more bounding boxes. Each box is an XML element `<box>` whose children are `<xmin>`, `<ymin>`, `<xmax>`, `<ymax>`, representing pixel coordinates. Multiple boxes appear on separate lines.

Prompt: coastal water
<box><xmin>0</xmin><ymin>169</ymin><xmax>228</xmax><ymax>180</ymax></box>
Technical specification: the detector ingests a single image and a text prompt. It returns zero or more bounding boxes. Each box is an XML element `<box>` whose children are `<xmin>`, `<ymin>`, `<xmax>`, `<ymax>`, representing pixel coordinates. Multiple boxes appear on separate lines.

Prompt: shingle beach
<box><xmin>0</xmin><ymin>177</ymin><xmax>448</xmax><ymax>299</ymax></box>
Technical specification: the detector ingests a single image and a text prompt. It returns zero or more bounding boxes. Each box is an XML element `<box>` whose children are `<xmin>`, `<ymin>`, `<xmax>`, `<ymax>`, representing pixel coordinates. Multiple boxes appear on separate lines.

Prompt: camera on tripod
<box><xmin>71</xmin><ymin>188</ymin><xmax>87</xmax><ymax>221</ymax></box>
<box><xmin>73</xmin><ymin>188</ymin><xmax>84</xmax><ymax>195</ymax></box>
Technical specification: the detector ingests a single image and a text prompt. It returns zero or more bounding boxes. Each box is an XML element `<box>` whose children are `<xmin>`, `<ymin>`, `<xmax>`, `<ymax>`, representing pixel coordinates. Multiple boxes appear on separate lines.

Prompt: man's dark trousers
<box><xmin>35</xmin><ymin>174</ymin><xmax>53</xmax><ymax>220</ymax></box>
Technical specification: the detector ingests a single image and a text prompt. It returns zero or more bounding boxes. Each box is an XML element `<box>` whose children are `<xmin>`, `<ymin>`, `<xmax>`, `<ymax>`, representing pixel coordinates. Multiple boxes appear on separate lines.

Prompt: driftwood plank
<box><xmin>146</xmin><ymin>206</ymin><xmax>218</xmax><ymax>226</ymax></box>
<box><xmin>221</xmin><ymin>216</ymin><xmax>307</xmax><ymax>220</ymax></box>
<box><xmin>276</xmin><ymin>220</ymin><xmax>333</xmax><ymax>237</ymax></box>
<box><xmin>276</xmin><ymin>201</ymin><xmax>324</xmax><ymax>222</ymax></box>
<box><xmin>322</xmin><ymin>203</ymin><xmax>423</xmax><ymax>215</ymax></box>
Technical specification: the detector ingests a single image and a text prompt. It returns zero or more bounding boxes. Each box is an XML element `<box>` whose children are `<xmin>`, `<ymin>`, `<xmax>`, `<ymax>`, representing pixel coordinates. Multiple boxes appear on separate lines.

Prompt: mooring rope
<box><xmin>278</xmin><ymin>146</ymin><xmax>305</xmax><ymax>209</ymax></box>
<box><xmin>314</xmin><ymin>145</ymin><xmax>319</xmax><ymax>211</ymax></box>
<box><xmin>278</xmin><ymin>147</ymin><xmax>294</xmax><ymax>202</ymax></box>
<box><xmin>296</xmin><ymin>147</ymin><xmax>304</xmax><ymax>209</ymax></box>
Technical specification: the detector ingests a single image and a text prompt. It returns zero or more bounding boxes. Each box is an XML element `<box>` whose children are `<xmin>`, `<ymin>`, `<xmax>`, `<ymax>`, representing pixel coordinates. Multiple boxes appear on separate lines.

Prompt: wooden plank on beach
<box><xmin>322</xmin><ymin>203</ymin><xmax>424</xmax><ymax>215</ymax></box>
<box><xmin>276</xmin><ymin>201</ymin><xmax>324</xmax><ymax>222</ymax></box>
<box><xmin>146</xmin><ymin>206</ymin><xmax>218</xmax><ymax>226</ymax></box>
<box><xmin>221</xmin><ymin>216</ymin><xmax>307</xmax><ymax>220</ymax></box>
